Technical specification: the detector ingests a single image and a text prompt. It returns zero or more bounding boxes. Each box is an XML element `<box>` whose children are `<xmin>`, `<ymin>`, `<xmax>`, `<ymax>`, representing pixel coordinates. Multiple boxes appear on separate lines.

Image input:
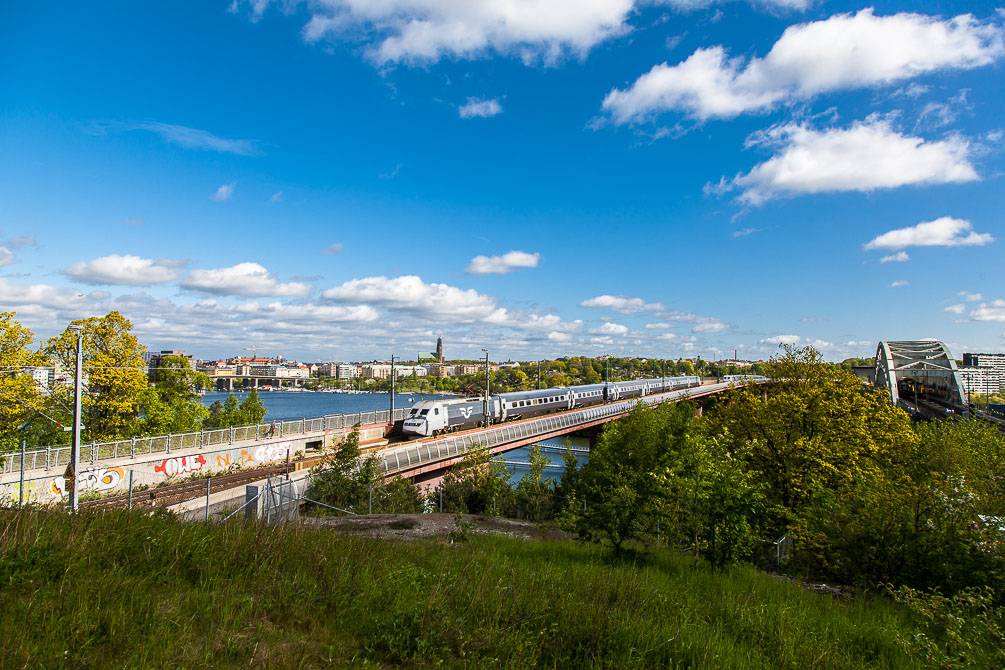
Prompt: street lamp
<box><xmin>69</xmin><ymin>324</ymin><xmax>83</xmax><ymax>514</ymax></box>
<box><xmin>389</xmin><ymin>354</ymin><xmax>396</xmax><ymax>425</ymax></box>
<box><xmin>482</xmin><ymin>349</ymin><xmax>490</xmax><ymax>427</ymax></box>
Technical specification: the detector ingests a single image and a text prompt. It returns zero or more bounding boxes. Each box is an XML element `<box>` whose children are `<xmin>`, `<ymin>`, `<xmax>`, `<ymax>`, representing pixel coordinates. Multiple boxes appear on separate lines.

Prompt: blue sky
<box><xmin>2</xmin><ymin>1</ymin><xmax>1003</xmax><ymax>363</ymax></box>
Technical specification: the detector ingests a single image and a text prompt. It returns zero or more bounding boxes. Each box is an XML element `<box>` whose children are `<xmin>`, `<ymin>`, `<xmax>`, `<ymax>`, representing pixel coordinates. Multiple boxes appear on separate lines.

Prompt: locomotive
<box><xmin>401</xmin><ymin>376</ymin><xmax>701</xmax><ymax>439</ymax></box>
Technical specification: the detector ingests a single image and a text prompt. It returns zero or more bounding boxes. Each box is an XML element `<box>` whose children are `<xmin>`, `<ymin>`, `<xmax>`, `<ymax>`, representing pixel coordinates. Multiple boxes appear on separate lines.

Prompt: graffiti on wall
<box><xmin>216</xmin><ymin>449</ymin><xmax>253</xmax><ymax>468</ymax></box>
<box><xmin>2</xmin><ymin>481</ymin><xmax>38</xmax><ymax>505</ymax></box>
<box><xmin>154</xmin><ymin>454</ymin><xmax>206</xmax><ymax>477</ymax></box>
<box><xmin>254</xmin><ymin>443</ymin><xmax>291</xmax><ymax>463</ymax></box>
<box><xmin>49</xmin><ymin>466</ymin><xmax>126</xmax><ymax>497</ymax></box>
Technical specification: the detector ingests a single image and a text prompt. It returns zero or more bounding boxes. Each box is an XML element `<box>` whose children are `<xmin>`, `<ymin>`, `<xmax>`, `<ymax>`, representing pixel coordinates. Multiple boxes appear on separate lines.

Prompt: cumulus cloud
<box><xmin>761</xmin><ymin>334</ymin><xmax>833</xmax><ymax>348</ymax></box>
<box><xmin>459</xmin><ymin>98</ymin><xmax>503</xmax><ymax>119</ymax></box>
<box><xmin>602</xmin><ymin>9</ymin><xmax>1004</xmax><ymax>123</ymax></box>
<box><xmin>590</xmin><ymin>322</ymin><xmax>629</xmax><ymax>335</ymax></box>
<box><xmin>236</xmin><ymin>0</ymin><xmax>635</xmax><ymax>65</ymax></box>
<box><xmin>182</xmin><ymin>262</ymin><xmax>311</xmax><ymax>297</ymax></box>
<box><xmin>211</xmin><ymin>183</ymin><xmax>235</xmax><ymax>201</ymax></box>
<box><xmin>661</xmin><ymin>0</ymin><xmax>812</xmax><ymax>10</ymax></box>
<box><xmin>880</xmin><ymin>251</ymin><xmax>910</xmax><ymax>263</ymax></box>
<box><xmin>321</xmin><ymin>242</ymin><xmax>344</xmax><ymax>255</ymax></box>
<box><xmin>865</xmin><ymin>217</ymin><xmax>994</xmax><ymax>249</ymax></box>
<box><xmin>580</xmin><ymin>294</ymin><xmax>666</xmax><ymax>314</ymax></box>
<box><xmin>0</xmin><ymin>247</ymin><xmax>14</xmax><ymax>267</ymax></box>
<box><xmin>969</xmin><ymin>299</ymin><xmax>1005</xmax><ymax>322</ymax></box>
<box><xmin>718</xmin><ymin>118</ymin><xmax>978</xmax><ymax>205</ymax></box>
<box><xmin>644</xmin><ymin>322</ymin><xmax>674</xmax><ymax>329</ymax></box>
<box><xmin>465</xmin><ymin>250</ymin><xmax>540</xmax><ymax>274</ymax></box>
<box><xmin>63</xmin><ymin>254</ymin><xmax>187</xmax><ymax>286</ymax></box>
<box><xmin>891</xmin><ymin>280</ymin><xmax>910</xmax><ymax>288</ymax></box>
<box><xmin>693</xmin><ymin>321</ymin><xmax>729</xmax><ymax>334</ymax></box>
<box><xmin>323</xmin><ymin>275</ymin><xmax>497</xmax><ymax>320</ymax></box>
<box><xmin>485</xmin><ymin>309</ymin><xmax>582</xmax><ymax>333</ymax></box>
<box><xmin>959</xmin><ymin>291</ymin><xmax>983</xmax><ymax>301</ymax></box>
<box><xmin>128</xmin><ymin>122</ymin><xmax>260</xmax><ymax>155</ymax></box>
<box><xmin>945</xmin><ymin>303</ymin><xmax>966</xmax><ymax>314</ymax></box>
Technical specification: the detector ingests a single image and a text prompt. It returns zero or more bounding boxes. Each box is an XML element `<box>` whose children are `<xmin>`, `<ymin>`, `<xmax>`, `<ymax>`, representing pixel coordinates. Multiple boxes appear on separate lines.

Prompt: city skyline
<box><xmin>2</xmin><ymin>1</ymin><xmax>1004</xmax><ymax>362</ymax></box>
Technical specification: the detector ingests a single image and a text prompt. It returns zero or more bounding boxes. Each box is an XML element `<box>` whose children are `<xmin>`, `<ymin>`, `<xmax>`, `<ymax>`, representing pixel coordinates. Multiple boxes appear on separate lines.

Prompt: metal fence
<box><xmin>3</xmin><ymin>407</ymin><xmax>410</xmax><ymax>475</ymax></box>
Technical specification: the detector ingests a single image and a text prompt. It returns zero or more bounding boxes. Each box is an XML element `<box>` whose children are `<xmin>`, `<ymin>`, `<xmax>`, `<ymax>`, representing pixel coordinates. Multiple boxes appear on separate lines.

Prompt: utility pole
<box><xmin>482</xmin><ymin>349</ymin><xmax>490</xmax><ymax>427</ymax></box>
<box><xmin>537</xmin><ymin>360</ymin><xmax>541</xmax><ymax>390</ymax></box>
<box><xmin>69</xmin><ymin>325</ymin><xmax>83</xmax><ymax>514</ymax></box>
<box><xmin>389</xmin><ymin>354</ymin><xmax>395</xmax><ymax>425</ymax></box>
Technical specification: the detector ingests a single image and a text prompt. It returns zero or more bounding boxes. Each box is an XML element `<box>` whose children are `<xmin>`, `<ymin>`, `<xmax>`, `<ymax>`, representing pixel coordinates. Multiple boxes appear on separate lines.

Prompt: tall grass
<box><xmin>0</xmin><ymin>510</ymin><xmax>931</xmax><ymax>667</ymax></box>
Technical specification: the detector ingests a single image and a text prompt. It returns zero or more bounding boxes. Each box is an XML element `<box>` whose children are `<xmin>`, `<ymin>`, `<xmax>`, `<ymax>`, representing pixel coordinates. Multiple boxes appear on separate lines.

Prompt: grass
<box><xmin>0</xmin><ymin>510</ymin><xmax>932</xmax><ymax>668</ymax></box>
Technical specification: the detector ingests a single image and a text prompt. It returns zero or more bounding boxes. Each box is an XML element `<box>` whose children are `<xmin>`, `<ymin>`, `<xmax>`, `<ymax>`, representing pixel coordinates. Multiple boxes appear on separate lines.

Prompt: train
<box><xmin>401</xmin><ymin>376</ymin><xmax>701</xmax><ymax>439</ymax></box>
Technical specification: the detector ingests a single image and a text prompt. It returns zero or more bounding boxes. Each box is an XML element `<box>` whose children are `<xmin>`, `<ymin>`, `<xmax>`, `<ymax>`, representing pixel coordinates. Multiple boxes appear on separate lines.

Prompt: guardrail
<box><xmin>2</xmin><ymin>407</ymin><xmax>410</xmax><ymax>476</ymax></box>
<box><xmin>377</xmin><ymin>386</ymin><xmax>716</xmax><ymax>476</ymax></box>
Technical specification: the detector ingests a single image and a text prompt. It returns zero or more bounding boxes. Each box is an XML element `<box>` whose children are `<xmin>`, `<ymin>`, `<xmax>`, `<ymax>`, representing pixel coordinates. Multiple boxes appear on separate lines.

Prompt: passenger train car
<box><xmin>402</xmin><ymin>375</ymin><xmax>700</xmax><ymax>438</ymax></box>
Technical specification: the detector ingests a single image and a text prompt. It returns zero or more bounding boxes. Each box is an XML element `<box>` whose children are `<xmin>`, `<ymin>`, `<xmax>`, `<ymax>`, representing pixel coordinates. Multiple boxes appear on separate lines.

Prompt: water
<box><xmin>200</xmin><ymin>391</ymin><xmax>448</xmax><ymax>422</ymax></box>
<box><xmin>495</xmin><ymin>436</ymin><xmax>591</xmax><ymax>485</ymax></box>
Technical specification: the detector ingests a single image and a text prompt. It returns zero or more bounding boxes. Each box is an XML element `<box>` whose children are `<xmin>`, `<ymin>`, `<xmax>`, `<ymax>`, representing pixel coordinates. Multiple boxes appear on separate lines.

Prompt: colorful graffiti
<box><xmin>2</xmin><ymin>481</ymin><xmax>38</xmax><ymax>505</ymax></box>
<box><xmin>216</xmin><ymin>449</ymin><xmax>253</xmax><ymax>468</ymax></box>
<box><xmin>49</xmin><ymin>466</ymin><xmax>126</xmax><ymax>497</ymax></box>
<box><xmin>154</xmin><ymin>454</ymin><xmax>206</xmax><ymax>477</ymax></box>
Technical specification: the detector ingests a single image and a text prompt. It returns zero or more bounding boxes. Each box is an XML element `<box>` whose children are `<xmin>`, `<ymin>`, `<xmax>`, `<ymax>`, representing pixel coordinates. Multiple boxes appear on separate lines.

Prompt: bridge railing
<box><xmin>2</xmin><ymin>407</ymin><xmax>411</xmax><ymax>476</ymax></box>
<box><xmin>377</xmin><ymin>388</ymin><xmax>702</xmax><ymax>476</ymax></box>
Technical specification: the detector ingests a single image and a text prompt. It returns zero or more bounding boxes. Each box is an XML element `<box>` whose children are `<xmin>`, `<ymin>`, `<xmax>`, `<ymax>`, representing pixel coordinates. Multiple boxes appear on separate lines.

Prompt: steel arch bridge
<box><xmin>875</xmin><ymin>340</ymin><xmax>968</xmax><ymax>409</ymax></box>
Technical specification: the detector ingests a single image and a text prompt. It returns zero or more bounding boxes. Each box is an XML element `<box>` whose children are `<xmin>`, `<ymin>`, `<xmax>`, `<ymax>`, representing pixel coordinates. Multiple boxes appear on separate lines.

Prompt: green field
<box><xmin>0</xmin><ymin>509</ymin><xmax>952</xmax><ymax>668</ymax></box>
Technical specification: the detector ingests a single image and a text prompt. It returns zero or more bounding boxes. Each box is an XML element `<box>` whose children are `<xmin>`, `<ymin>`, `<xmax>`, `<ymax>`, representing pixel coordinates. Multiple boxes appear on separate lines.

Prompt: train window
<box><xmin>434</xmin><ymin>408</ymin><xmax>439</xmax><ymax>415</ymax></box>
<box><xmin>420</xmin><ymin>409</ymin><xmax>429</xmax><ymax>416</ymax></box>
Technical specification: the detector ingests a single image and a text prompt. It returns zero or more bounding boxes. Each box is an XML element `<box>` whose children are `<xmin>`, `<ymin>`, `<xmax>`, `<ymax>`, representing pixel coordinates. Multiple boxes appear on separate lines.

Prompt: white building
<box><xmin>962</xmin><ymin>353</ymin><xmax>1005</xmax><ymax>395</ymax></box>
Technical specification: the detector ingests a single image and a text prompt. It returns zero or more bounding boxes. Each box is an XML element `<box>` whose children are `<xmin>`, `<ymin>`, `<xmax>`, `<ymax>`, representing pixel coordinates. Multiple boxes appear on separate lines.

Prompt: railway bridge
<box><xmin>874</xmin><ymin>340</ymin><xmax>969</xmax><ymax>418</ymax></box>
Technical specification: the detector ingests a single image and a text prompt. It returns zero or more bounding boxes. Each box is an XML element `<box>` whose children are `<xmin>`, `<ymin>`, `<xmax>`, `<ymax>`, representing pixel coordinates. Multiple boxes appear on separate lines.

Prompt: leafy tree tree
<box><xmin>708</xmin><ymin>344</ymin><xmax>916</xmax><ymax>532</ymax></box>
<box><xmin>512</xmin><ymin>444</ymin><xmax>554</xmax><ymax>521</ymax></box>
<box><xmin>0</xmin><ymin>312</ymin><xmax>51</xmax><ymax>451</ymax></box>
<box><xmin>438</xmin><ymin>443</ymin><xmax>511</xmax><ymax>515</ymax></box>
<box><xmin>239</xmin><ymin>389</ymin><xmax>267</xmax><ymax>424</ymax></box>
<box><xmin>136</xmin><ymin>356</ymin><xmax>209</xmax><ymax>434</ymax></box>
<box><xmin>577</xmin><ymin>401</ymin><xmax>694</xmax><ymax>555</ymax></box>
<box><xmin>44</xmin><ymin>311</ymin><xmax>147</xmax><ymax>441</ymax></box>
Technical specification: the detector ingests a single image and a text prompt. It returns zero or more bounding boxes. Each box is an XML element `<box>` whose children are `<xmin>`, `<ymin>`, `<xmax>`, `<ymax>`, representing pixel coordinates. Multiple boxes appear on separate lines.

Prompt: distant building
<box><xmin>429</xmin><ymin>364</ymin><xmax>454</xmax><ymax>378</ymax></box>
<box><xmin>147</xmin><ymin>350</ymin><xmax>195</xmax><ymax>371</ymax></box>
<box><xmin>436</xmin><ymin>336</ymin><xmax>444</xmax><ymax>363</ymax></box>
<box><xmin>962</xmin><ymin>353</ymin><xmax>1005</xmax><ymax>394</ymax></box>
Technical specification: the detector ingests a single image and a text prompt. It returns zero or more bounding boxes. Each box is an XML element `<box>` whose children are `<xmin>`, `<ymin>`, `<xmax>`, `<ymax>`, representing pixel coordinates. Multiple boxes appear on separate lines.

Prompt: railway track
<box><xmin>80</xmin><ymin>462</ymin><xmax>297</xmax><ymax>511</ymax></box>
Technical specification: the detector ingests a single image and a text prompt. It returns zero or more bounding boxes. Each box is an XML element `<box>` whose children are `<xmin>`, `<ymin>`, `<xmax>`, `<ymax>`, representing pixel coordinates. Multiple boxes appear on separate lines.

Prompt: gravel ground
<box><xmin>301</xmin><ymin>513</ymin><xmax>572</xmax><ymax>542</ymax></box>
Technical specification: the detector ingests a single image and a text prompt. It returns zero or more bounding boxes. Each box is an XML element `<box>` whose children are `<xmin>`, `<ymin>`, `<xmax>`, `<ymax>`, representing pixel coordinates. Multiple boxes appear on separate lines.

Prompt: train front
<box><xmin>401</xmin><ymin>400</ymin><xmax>442</xmax><ymax>438</ymax></box>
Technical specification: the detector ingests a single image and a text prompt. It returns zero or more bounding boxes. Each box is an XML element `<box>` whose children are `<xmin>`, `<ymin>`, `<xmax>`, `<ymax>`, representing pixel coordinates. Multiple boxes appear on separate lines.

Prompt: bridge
<box><xmin>2</xmin><ymin>380</ymin><xmax>762</xmax><ymax>505</ymax></box>
<box><xmin>874</xmin><ymin>340</ymin><xmax>969</xmax><ymax>417</ymax></box>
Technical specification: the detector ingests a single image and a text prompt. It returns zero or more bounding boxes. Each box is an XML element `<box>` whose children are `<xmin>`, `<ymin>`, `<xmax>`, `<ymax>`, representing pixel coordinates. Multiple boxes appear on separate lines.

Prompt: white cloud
<box><xmin>240</xmin><ymin>0</ymin><xmax>635</xmax><ymax>65</ymax></box>
<box><xmin>321</xmin><ymin>242</ymin><xmax>344</xmax><ymax>255</ymax></box>
<box><xmin>891</xmin><ymin>280</ymin><xmax>910</xmax><ymax>288</ymax></box>
<box><xmin>661</xmin><ymin>1</ymin><xmax>812</xmax><ymax>10</ymax></box>
<box><xmin>580</xmin><ymin>294</ymin><xmax>666</xmax><ymax>314</ymax></box>
<box><xmin>269</xmin><ymin>191</ymin><xmax>283</xmax><ymax>203</ymax></box>
<box><xmin>211</xmin><ymin>183</ymin><xmax>235</xmax><ymax>201</ymax></box>
<box><xmin>459</xmin><ymin>98</ymin><xmax>503</xmax><ymax>119</ymax></box>
<box><xmin>590</xmin><ymin>322</ymin><xmax>629</xmax><ymax>335</ymax></box>
<box><xmin>63</xmin><ymin>254</ymin><xmax>187</xmax><ymax>286</ymax></box>
<box><xmin>323</xmin><ymin>275</ymin><xmax>497</xmax><ymax>320</ymax></box>
<box><xmin>484</xmin><ymin>309</ymin><xmax>582</xmax><ymax>332</ymax></box>
<box><xmin>644</xmin><ymin>322</ymin><xmax>674</xmax><ymax>329</ymax></box>
<box><xmin>602</xmin><ymin>9</ymin><xmax>1004</xmax><ymax>123</ymax></box>
<box><xmin>693</xmin><ymin>321</ymin><xmax>729</xmax><ymax>334</ymax></box>
<box><xmin>128</xmin><ymin>122</ymin><xmax>260</xmax><ymax>155</ymax></box>
<box><xmin>0</xmin><ymin>247</ymin><xmax>14</xmax><ymax>267</ymax></box>
<box><xmin>730</xmin><ymin>228</ymin><xmax>759</xmax><ymax>237</ymax></box>
<box><xmin>466</xmin><ymin>250</ymin><xmax>540</xmax><ymax>274</ymax></box>
<box><xmin>182</xmin><ymin>262</ymin><xmax>311</xmax><ymax>297</ymax></box>
<box><xmin>865</xmin><ymin>217</ymin><xmax>993</xmax><ymax>249</ymax></box>
<box><xmin>761</xmin><ymin>334</ymin><xmax>833</xmax><ymax>348</ymax></box>
<box><xmin>880</xmin><ymin>251</ymin><xmax>910</xmax><ymax>263</ymax></box>
<box><xmin>547</xmin><ymin>331</ymin><xmax>572</xmax><ymax>342</ymax></box>
<box><xmin>970</xmin><ymin>299</ymin><xmax>1005</xmax><ymax>322</ymax></box>
<box><xmin>959</xmin><ymin>291</ymin><xmax>983</xmax><ymax>301</ymax></box>
<box><xmin>945</xmin><ymin>303</ymin><xmax>966</xmax><ymax>314</ymax></box>
<box><xmin>721</xmin><ymin>118</ymin><xmax>978</xmax><ymax>205</ymax></box>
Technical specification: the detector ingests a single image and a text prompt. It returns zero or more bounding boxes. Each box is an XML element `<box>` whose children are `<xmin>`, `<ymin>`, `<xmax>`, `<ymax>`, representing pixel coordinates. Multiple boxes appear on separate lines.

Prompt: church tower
<box><xmin>436</xmin><ymin>336</ymin><xmax>444</xmax><ymax>363</ymax></box>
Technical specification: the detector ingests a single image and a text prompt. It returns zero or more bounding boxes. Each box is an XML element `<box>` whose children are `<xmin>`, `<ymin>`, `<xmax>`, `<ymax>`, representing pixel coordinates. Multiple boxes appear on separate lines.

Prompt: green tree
<box><xmin>708</xmin><ymin>344</ymin><xmax>916</xmax><ymax>532</ymax></box>
<box><xmin>0</xmin><ymin>312</ymin><xmax>51</xmax><ymax>451</ymax></box>
<box><xmin>577</xmin><ymin>401</ymin><xmax>694</xmax><ymax>555</ymax></box>
<box><xmin>239</xmin><ymin>389</ymin><xmax>267</xmax><ymax>424</ymax></box>
<box><xmin>438</xmin><ymin>443</ymin><xmax>511</xmax><ymax>515</ymax></box>
<box><xmin>512</xmin><ymin>444</ymin><xmax>554</xmax><ymax>521</ymax></box>
<box><xmin>136</xmin><ymin>356</ymin><xmax>210</xmax><ymax>434</ymax></box>
<box><xmin>44</xmin><ymin>311</ymin><xmax>147</xmax><ymax>441</ymax></box>
<box><xmin>308</xmin><ymin>427</ymin><xmax>380</xmax><ymax>513</ymax></box>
